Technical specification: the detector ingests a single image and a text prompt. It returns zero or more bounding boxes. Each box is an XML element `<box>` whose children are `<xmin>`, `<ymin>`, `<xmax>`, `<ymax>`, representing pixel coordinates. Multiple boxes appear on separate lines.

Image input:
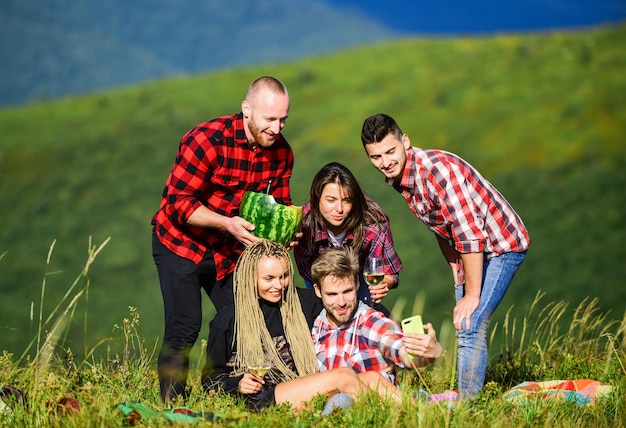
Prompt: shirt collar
<box><xmin>313</xmin><ymin>228</ymin><xmax>354</xmax><ymax>246</ymax></box>
<box><xmin>303</xmin><ymin>203</ymin><xmax>355</xmax><ymax>245</ymax></box>
<box><xmin>388</xmin><ymin>147</ymin><xmax>418</xmax><ymax>191</ymax></box>
<box><xmin>232</xmin><ymin>112</ymin><xmax>249</xmax><ymax>147</ymax></box>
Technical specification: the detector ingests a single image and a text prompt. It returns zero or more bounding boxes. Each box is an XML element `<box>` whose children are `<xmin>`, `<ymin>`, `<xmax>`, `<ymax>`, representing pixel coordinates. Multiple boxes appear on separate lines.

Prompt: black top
<box><xmin>201</xmin><ymin>288</ymin><xmax>323</xmax><ymax>394</ymax></box>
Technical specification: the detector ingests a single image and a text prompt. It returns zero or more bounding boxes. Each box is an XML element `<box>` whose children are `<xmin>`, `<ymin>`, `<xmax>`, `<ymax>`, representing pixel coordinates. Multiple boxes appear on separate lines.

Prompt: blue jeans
<box><xmin>454</xmin><ymin>251</ymin><xmax>526</xmax><ymax>399</ymax></box>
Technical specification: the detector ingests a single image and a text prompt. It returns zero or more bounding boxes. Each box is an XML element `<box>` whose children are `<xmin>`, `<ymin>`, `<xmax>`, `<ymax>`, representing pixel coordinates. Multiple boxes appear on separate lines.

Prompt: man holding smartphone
<box><xmin>310</xmin><ymin>247</ymin><xmax>442</xmax><ymax>387</ymax></box>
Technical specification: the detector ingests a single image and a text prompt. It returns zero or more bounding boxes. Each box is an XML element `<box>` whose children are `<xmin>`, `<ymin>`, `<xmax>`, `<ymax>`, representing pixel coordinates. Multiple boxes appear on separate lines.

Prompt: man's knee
<box><xmin>331</xmin><ymin>367</ymin><xmax>360</xmax><ymax>390</ymax></box>
<box><xmin>357</xmin><ymin>370</ymin><xmax>384</xmax><ymax>383</ymax></box>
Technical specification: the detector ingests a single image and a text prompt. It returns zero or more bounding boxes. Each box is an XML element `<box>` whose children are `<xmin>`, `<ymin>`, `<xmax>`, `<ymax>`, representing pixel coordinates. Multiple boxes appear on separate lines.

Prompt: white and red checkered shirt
<box><xmin>312</xmin><ymin>301</ymin><xmax>405</xmax><ymax>385</ymax></box>
<box><xmin>390</xmin><ymin>148</ymin><xmax>530</xmax><ymax>258</ymax></box>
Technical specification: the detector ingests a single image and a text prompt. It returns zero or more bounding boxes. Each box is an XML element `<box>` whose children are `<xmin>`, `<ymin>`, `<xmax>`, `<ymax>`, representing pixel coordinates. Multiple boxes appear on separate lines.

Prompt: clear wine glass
<box><xmin>364</xmin><ymin>256</ymin><xmax>384</xmax><ymax>289</ymax></box>
<box><xmin>246</xmin><ymin>351</ymin><xmax>272</xmax><ymax>378</ymax></box>
<box><xmin>247</xmin><ymin>363</ymin><xmax>272</xmax><ymax>378</ymax></box>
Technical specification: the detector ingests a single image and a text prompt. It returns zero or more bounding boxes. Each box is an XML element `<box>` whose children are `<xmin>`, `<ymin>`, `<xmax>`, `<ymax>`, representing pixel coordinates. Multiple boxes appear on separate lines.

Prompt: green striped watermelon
<box><xmin>239</xmin><ymin>191</ymin><xmax>303</xmax><ymax>245</ymax></box>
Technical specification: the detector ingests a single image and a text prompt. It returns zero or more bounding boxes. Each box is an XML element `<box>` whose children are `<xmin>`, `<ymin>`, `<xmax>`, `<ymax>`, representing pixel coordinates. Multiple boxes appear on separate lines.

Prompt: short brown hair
<box><xmin>361</xmin><ymin>113</ymin><xmax>403</xmax><ymax>146</ymax></box>
<box><xmin>310</xmin><ymin>246</ymin><xmax>359</xmax><ymax>289</ymax></box>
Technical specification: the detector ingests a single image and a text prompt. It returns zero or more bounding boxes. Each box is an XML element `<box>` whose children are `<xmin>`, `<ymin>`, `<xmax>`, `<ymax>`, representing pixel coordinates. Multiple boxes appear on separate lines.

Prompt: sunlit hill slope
<box><xmin>0</xmin><ymin>23</ymin><xmax>624</xmax><ymax>358</ymax></box>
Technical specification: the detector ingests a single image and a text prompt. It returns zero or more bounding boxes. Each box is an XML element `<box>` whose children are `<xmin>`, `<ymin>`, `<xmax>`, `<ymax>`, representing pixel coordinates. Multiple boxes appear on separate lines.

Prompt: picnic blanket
<box><xmin>418</xmin><ymin>379</ymin><xmax>613</xmax><ymax>407</ymax></box>
<box><xmin>115</xmin><ymin>402</ymin><xmax>221</xmax><ymax>425</ymax></box>
<box><xmin>503</xmin><ymin>379</ymin><xmax>613</xmax><ymax>405</ymax></box>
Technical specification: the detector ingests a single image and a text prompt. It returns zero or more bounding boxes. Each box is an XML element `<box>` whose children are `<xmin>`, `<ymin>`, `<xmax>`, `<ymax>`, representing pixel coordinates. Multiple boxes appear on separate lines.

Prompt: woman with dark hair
<box><xmin>294</xmin><ymin>162</ymin><xmax>402</xmax><ymax>303</ymax></box>
<box><xmin>202</xmin><ymin>239</ymin><xmax>401</xmax><ymax>412</ymax></box>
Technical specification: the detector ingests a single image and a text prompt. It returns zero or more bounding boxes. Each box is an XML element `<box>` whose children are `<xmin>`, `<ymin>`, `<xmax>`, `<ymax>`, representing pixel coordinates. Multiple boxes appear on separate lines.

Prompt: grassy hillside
<box><xmin>1</xmin><ymin>24</ymin><xmax>625</xmax><ymax>360</ymax></box>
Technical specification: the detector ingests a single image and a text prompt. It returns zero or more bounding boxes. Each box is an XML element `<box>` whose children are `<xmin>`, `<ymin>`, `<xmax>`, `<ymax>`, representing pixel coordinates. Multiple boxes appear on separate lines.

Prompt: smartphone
<box><xmin>401</xmin><ymin>315</ymin><xmax>424</xmax><ymax>335</ymax></box>
<box><xmin>401</xmin><ymin>315</ymin><xmax>424</xmax><ymax>359</ymax></box>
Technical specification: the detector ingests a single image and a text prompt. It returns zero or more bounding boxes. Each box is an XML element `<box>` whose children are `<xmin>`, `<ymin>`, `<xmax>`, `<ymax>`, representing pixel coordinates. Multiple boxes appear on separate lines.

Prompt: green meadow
<box><xmin>0</xmin><ymin>23</ymin><xmax>625</xmax><ymax>426</ymax></box>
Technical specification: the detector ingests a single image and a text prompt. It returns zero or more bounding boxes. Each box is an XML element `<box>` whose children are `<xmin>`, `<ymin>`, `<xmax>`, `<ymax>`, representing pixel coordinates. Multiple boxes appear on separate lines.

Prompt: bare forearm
<box><xmin>187</xmin><ymin>205</ymin><xmax>258</xmax><ymax>246</ymax></box>
<box><xmin>459</xmin><ymin>252</ymin><xmax>483</xmax><ymax>297</ymax></box>
<box><xmin>186</xmin><ymin>205</ymin><xmax>228</xmax><ymax>230</ymax></box>
<box><xmin>453</xmin><ymin>252</ymin><xmax>484</xmax><ymax>331</ymax></box>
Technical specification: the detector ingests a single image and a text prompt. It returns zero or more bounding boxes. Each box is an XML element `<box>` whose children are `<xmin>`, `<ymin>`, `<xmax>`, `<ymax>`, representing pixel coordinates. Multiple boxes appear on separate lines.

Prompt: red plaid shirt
<box><xmin>294</xmin><ymin>197</ymin><xmax>403</xmax><ymax>285</ymax></box>
<box><xmin>391</xmin><ymin>148</ymin><xmax>530</xmax><ymax>258</ymax></box>
<box><xmin>152</xmin><ymin>113</ymin><xmax>294</xmax><ymax>279</ymax></box>
<box><xmin>312</xmin><ymin>301</ymin><xmax>405</xmax><ymax>385</ymax></box>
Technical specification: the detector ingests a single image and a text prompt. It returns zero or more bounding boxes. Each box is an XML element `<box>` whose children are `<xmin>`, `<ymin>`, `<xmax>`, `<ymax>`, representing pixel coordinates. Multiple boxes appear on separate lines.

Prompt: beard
<box><xmin>325</xmin><ymin>301</ymin><xmax>358</xmax><ymax>327</ymax></box>
<box><xmin>247</xmin><ymin>117</ymin><xmax>276</xmax><ymax>148</ymax></box>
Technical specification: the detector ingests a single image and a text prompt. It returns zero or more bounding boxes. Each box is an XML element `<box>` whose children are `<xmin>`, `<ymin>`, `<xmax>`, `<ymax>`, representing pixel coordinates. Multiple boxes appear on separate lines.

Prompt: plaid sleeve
<box><xmin>430</xmin><ymin>159</ymin><xmax>488</xmax><ymax>253</ymax></box>
<box><xmin>368</xmin><ymin>220</ymin><xmax>403</xmax><ymax>286</ymax></box>
<box><xmin>162</xmin><ymin>125</ymin><xmax>218</xmax><ymax>225</ymax></box>
<box><xmin>293</xmin><ymin>204</ymin><xmax>314</xmax><ymax>283</ymax></box>
<box><xmin>294</xmin><ymin>243</ymin><xmax>314</xmax><ymax>284</ymax></box>
<box><xmin>361</xmin><ymin>313</ymin><xmax>404</xmax><ymax>365</ymax></box>
<box><xmin>263</xmin><ymin>141</ymin><xmax>294</xmax><ymax>206</ymax></box>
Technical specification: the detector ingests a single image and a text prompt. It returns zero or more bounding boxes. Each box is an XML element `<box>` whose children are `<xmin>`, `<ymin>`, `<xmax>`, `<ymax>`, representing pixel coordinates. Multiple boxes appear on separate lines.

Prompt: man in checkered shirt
<box><xmin>360</xmin><ymin>113</ymin><xmax>530</xmax><ymax>399</ymax></box>
<box><xmin>151</xmin><ymin>76</ymin><xmax>296</xmax><ymax>403</ymax></box>
<box><xmin>311</xmin><ymin>247</ymin><xmax>441</xmax><ymax>387</ymax></box>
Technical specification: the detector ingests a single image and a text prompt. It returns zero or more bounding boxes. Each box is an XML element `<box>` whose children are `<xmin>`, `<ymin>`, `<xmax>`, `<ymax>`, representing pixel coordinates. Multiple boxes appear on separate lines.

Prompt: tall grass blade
<box><xmin>18</xmin><ymin>237</ymin><xmax>110</xmax><ymax>364</ymax></box>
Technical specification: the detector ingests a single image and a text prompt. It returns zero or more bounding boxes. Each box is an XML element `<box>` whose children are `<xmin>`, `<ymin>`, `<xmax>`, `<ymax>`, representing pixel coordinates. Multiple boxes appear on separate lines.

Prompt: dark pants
<box><xmin>152</xmin><ymin>229</ymin><xmax>233</xmax><ymax>402</ymax></box>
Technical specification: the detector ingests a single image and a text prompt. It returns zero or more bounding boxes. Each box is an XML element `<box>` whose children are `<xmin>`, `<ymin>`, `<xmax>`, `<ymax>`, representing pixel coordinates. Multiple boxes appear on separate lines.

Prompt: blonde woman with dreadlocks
<box><xmin>202</xmin><ymin>239</ymin><xmax>401</xmax><ymax>411</ymax></box>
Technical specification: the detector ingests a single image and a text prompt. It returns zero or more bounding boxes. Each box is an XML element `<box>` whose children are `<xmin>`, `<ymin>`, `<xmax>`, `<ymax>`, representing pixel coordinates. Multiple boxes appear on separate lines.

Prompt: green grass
<box><xmin>0</xmin><ymin>23</ymin><xmax>625</xmax><ymax>364</ymax></box>
<box><xmin>0</xmin><ymin>249</ymin><xmax>624</xmax><ymax>427</ymax></box>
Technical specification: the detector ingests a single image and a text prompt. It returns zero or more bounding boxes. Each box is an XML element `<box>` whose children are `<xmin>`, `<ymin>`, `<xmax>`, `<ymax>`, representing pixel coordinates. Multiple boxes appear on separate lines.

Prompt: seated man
<box><xmin>311</xmin><ymin>246</ymin><xmax>442</xmax><ymax>386</ymax></box>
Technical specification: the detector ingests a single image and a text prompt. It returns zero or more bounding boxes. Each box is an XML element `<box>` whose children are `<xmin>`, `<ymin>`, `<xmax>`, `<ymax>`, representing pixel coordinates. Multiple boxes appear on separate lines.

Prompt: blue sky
<box><xmin>328</xmin><ymin>0</ymin><xmax>626</xmax><ymax>34</ymax></box>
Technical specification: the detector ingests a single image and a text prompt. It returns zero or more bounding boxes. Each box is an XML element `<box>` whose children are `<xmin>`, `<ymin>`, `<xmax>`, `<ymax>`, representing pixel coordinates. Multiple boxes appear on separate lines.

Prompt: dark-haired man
<box><xmin>360</xmin><ymin>113</ymin><xmax>530</xmax><ymax>398</ymax></box>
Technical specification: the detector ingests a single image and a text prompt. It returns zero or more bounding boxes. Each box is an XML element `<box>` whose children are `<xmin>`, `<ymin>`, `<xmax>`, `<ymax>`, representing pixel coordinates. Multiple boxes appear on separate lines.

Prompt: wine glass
<box><xmin>247</xmin><ymin>363</ymin><xmax>272</xmax><ymax>378</ymax></box>
<box><xmin>363</xmin><ymin>256</ymin><xmax>384</xmax><ymax>302</ymax></box>
<box><xmin>248</xmin><ymin>358</ymin><xmax>272</xmax><ymax>378</ymax></box>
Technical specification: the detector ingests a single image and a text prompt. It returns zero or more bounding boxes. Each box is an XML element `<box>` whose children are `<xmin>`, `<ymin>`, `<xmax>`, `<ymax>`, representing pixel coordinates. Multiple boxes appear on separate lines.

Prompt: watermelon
<box><xmin>239</xmin><ymin>191</ymin><xmax>303</xmax><ymax>245</ymax></box>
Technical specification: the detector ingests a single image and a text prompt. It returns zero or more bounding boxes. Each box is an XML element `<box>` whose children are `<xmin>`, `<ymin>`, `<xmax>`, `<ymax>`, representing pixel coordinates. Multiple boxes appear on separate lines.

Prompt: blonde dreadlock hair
<box><xmin>233</xmin><ymin>239</ymin><xmax>317</xmax><ymax>384</ymax></box>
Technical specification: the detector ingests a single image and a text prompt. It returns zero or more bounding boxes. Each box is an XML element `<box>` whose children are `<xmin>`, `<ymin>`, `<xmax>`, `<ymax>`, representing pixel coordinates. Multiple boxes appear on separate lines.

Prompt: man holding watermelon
<box><xmin>360</xmin><ymin>113</ymin><xmax>530</xmax><ymax>399</ymax></box>
<box><xmin>151</xmin><ymin>76</ymin><xmax>297</xmax><ymax>403</ymax></box>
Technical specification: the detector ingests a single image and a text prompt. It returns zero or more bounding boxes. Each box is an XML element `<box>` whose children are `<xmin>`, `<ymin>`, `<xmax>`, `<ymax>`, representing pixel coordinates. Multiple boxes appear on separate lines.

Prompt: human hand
<box><xmin>369</xmin><ymin>275</ymin><xmax>395</xmax><ymax>303</ymax></box>
<box><xmin>453</xmin><ymin>295</ymin><xmax>480</xmax><ymax>331</ymax></box>
<box><xmin>402</xmin><ymin>323</ymin><xmax>442</xmax><ymax>361</ymax></box>
<box><xmin>401</xmin><ymin>323</ymin><xmax>442</xmax><ymax>368</ymax></box>
<box><xmin>226</xmin><ymin>216</ymin><xmax>260</xmax><ymax>247</ymax></box>
<box><xmin>285</xmin><ymin>231</ymin><xmax>303</xmax><ymax>250</ymax></box>
<box><xmin>238</xmin><ymin>373</ymin><xmax>264</xmax><ymax>395</ymax></box>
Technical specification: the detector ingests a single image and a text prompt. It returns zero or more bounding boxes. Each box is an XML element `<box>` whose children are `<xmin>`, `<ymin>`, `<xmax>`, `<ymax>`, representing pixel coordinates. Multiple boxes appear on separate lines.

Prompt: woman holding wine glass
<box><xmin>364</xmin><ymin>255</ymin><xmax>385</xmax><ymax>291</ymax></box>
<box><xmin>202</xmin><ymin>239</ymin><xmax>402</xmax><ymax>412</ymax></box>
<box><xmin>294</xmin><ymin>162</ymin><xmax>402</xmax><ymax>303</ymax></box>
